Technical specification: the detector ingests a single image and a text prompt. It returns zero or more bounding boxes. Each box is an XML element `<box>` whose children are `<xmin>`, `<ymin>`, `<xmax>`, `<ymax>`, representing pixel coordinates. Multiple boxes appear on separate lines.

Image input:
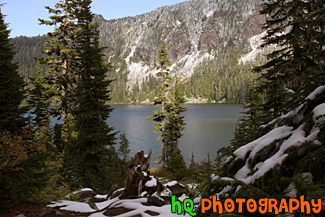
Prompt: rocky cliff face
<box><xmin>94</xmin><ymin>0</ymin><xmax>265</xmax><ymax>89</ymax></box>
<box><xmin>12</xmin><ymin>0</ymin><xmax>266</xmax><ymax>103</ymax></box>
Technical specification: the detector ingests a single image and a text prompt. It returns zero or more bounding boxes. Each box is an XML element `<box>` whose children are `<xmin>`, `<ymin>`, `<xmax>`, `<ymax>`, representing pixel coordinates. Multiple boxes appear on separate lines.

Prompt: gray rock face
<box><xmin>94</xmin><ymin>0</ymin><xmax>265</xmax><ymax>88</ymax></box>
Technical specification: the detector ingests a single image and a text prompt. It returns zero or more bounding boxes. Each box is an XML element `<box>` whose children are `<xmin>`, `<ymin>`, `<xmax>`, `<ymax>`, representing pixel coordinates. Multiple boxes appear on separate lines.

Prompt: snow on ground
<box><xmin>96</xmin><ymin>197</ymin><xmax>120</xmax><ymax>210</ymax></box>
<box><xmin>178</xmin><ymin>194</ymin><xmax>189</xmax><ymax>202</ymax></box>
<box><xmin>164</xmin><ymin>181</ymin><xmax>178</xmax><ymax>187</ymax></box>
<box><xmin>95</xmin><ymin>194</ymin><xmax>107</xmax><ymax>199</ymax></box>
<box><xmin>240</xmin><ymin>31</ymin><xmax>266</xmax><ymax>63</ymax></box>
<box><xmin>49</xmin><ymin>195</ymin><xmax>193</xmax><ymax>217</ymax></box>
<box><xmin>145</xmin><ymin>176</ymin><xmax>157</xmax><ymax>187</ymax></box>
<box><xmin>81</xmin><ymin>188</ymin><xmax>94</xmax><ymax>192</ymax></box>
<box><xmin>48</xmin><ymin>179</ymin><xmax>196</xmax><ymax>217</ymax></box>
<box><xmin>108</xmin><ymin>198</ymin><xmax>192</xmax><ymax>217</ymax></box>
<box><xmin>89</xmin><ymin>211</ymin><xmax>107</xmax><ymax>217</ymax></box>
<box><xmin>313</xmin><ymin>103</ymin><xmax>325</xmax><ymax>123</ymax></box>
<box><xmin>160</xmin><ymin>187</ymin><xmax>172</xmax><ymax>197</ymax></box>
<box><xmin>234</xmin><ymin>126</ymin><xmax>293</xmax><ymax>159</ymax></box>
<box><xmin>48</xmin><ymin>200</ymin><xmax>96</xmax><ymax>213</ymax></box>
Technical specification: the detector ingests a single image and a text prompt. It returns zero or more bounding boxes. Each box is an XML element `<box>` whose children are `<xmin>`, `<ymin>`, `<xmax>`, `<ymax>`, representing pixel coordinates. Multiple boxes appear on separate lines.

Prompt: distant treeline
<box><xmin>11</xmin><ymin>36</ymin><xmax>262</xmax><ymax>104</ymax></box>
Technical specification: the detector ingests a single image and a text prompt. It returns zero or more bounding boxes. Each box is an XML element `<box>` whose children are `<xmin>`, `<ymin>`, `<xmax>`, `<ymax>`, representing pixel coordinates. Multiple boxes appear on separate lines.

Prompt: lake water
<box><xmin>109</xmin><ymin>104</ymin><xmax>242</xmax><ymax>165</ymax></box>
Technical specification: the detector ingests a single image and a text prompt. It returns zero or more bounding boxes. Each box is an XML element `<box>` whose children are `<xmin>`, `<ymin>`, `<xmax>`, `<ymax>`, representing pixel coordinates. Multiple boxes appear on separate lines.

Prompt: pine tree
<box><xmin>28</xmin><ymin>61</ymin><xmax>67</xmax><ymax>204</ymax></box>
<box><xmin>147</xmin><ymin>42</ymin><xmax>171</xmax><ymax>168</ymax></box>
<box><xmin>73</xmin><ymin>0</ymin><xmax>117</xmax><ymax>193</ymax></box>
<box><xmin>117</xmin><ymin>132</ymin><xmax>131</xmax><ymax>186</ymax></box>
<box><xmin>165</xmin><ymin>78</ymin><xmax>187</xmax><ymax>177</ymax></box>
<box><xmin>0</xmin><ymin>8</ymin><xmax>27</xmax><ymax>133</ymax></box>
<box><xmin>165</xmin><ymin>78</ymin><xmax>187</xmax><ymax>148</ymax></box>
<box><xmin>255</xmin><ymin>0</ymin><xmax>323</xmax><ymax>118</ymax></box>
<box><xmin>39</xmin><ymin>0</ymin><xmax>78</xmax><ymax>143</ymax></box>
<box><xmin>118</xmin><ymin>132</ymin><xmax>130</xmax><ymax>162</ymax></box>
<box><xmin>28</xmin><ymin>60</ymin><xmax>54</xmax><ymax>142</ymax></box>
<box><xmin>231</xmin><ymin>82</ymin><xmax>264</xmax><ymax>149</ymax></box>
<box><xmin>290</xmin><ymin>0</ymin><xmax>325</xmax><ymax>108</ymax></box>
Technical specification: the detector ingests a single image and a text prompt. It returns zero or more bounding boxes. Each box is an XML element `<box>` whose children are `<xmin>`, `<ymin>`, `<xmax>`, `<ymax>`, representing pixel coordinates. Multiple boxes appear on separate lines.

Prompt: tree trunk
<box><xmin>161</xmin><ymin>71</ymin><xmax>166</xmax><ymax>168</ymax></box>
<box><xmin>122</xmin><ymin>150</ymin><xmax>153</xmax><ymax>198</ymax></box>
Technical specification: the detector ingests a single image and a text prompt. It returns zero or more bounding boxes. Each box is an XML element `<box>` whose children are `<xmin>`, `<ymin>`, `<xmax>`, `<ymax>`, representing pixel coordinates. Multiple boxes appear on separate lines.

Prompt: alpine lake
<box><xmin>109</xmin><ymin>104</ymin><xmax>242</xmax><ymax>165</ymax></box>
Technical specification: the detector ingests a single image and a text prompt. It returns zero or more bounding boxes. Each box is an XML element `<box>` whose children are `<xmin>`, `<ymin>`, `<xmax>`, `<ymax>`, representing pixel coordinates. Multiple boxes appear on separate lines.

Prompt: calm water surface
<box><xmin>109</xmin><ymin>104</ymin><xmax>242</xmax><ymax>164</ymax></box>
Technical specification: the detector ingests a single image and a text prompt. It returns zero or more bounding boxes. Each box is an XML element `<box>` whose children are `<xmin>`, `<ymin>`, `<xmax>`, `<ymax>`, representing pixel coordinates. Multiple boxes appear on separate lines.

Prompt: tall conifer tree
<box><xmin>28</xmin><ymin>60</ymin><xmax>54</xmax><ymax>142</ymax></box>
<box><xmin>0</xmin><ymin>8</ymin><xmax>26</xmax><ymax>133</ymax></box>
<box><xmin>39</xmin><ymin>0</ymin><xmax>78</xmax><ymax>143</ymax></box>
<box><xmin>165</xmin><ymin>78</ymin><xmax>187</xmax><ymax>177</ymax></box>
<box><xmin>255</xmin><ymin>0</ymin><xmax>312</xmax><ymax>119</ymax></box>
<box><xmin>73</xmin><ymin>0</ymin><xmax>117</xmax><ymax>192</ymax></box>
<box><xmin>148</xmin><ymin>43</ymin><xmax>171</xmax><ymax>168</ymax></box>
<box><xmin>165</xmin><ymin>78</ymin><xmax>186</xmax><ymax>148</ymax></box>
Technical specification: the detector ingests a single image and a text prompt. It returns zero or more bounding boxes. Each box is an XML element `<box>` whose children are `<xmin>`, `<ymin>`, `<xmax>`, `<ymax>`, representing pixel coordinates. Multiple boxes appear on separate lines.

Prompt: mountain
<box><xmin>12</xmin><ymin>0</ymin><xmax>265</xmax><ymax>103</ymax></box>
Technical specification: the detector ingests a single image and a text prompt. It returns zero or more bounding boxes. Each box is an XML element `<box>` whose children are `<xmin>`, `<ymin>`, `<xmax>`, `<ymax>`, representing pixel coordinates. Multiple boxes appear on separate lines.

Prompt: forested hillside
<box><xmin>11</xmin><ymin>0</ymin><xmax>266</xmax><ymax>104</ymax></box>
<box><xmin>11</xmin><ymin>36</ymin><xmax>47</xmax><ymax>87</ymax></box>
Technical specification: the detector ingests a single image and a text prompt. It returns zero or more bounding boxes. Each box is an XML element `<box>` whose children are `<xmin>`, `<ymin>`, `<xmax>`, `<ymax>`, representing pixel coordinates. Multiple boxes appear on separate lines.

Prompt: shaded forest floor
<box><xmin>0</xmin><ymin>202</ymin><xmax>86</xmax><ymax>217</ymax></box>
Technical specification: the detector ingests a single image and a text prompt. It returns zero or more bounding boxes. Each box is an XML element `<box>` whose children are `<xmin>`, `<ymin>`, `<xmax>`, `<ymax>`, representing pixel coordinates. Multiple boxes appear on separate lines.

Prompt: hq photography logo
<box><xmin>170</xmin><ymin>195</ymin><xmax>322</xmax><ymax>216</ymax></box>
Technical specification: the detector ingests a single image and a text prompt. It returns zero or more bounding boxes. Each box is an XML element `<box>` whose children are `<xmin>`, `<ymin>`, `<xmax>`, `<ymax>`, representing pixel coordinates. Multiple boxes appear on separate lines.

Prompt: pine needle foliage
<box><xmin>73</xmin><ymin>0</ymin><xmax>117</xmax><ymax>193</ymax></box>
<box><xmin>0</xmin><ymin>8</ymin><xmax>27</xmax><ymax>133</ymax></box>
<box><xmin>147</xmin><ymin>42</ymin><xmax>171</xmax><ymax>168</ymax></box>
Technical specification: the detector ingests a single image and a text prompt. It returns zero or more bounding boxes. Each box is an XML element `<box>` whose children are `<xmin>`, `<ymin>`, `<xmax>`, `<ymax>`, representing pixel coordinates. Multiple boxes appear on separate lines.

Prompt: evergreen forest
<box><xmin>0</xmin><ymin>0</ymin><xmax>324</xmax><ymax>216</ymax></box>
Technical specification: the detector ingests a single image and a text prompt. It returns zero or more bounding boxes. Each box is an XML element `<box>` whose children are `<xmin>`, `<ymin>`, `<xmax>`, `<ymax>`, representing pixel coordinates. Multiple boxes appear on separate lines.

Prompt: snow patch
<box><xmin>160</xmin><ymin>187</ymin><xmax>172</xmax><ymax>197</ymax></box>
<box><xmin>96</xmin><ymin>197</ymin><xmax>119</xmax><ymax>210</ymax></box>
<box><xmin>234</xmin><ymin>163</ymin><xmax>250</xmax><ymax>180</ymax></box>
<box><xmin>80</xmin><ymin>188</ymin><xmax>93</xmax><ymax>192</ymax></box>
<box><xmin>244</xmin><ymin>124</ymin><xmax>306</xmax><ymax>184</ymax></box>
<box><xmin>95</xmin><ymin>194</ymin><xmax>107</xmax><ymax>199</ymax></box>
<box><xmin>164</xmin><ymin>181</ymin><xmax>178</xmax><ymax>187</ymax></box>
<box><xmin>220</xmin><ymin>177</ymin><xmax>235</xmax><ymax>182</ymax></box>
<box><xmin>178</xmin><ymin>194</ymin><xmax>188</xmax><ymax>202</ymax></box>
<box><xmin>127</xmin><ymin>62</ymin><xmax>151</xmax><ymax>90</ymax></box>
<box><xmin>307</xmin><ymin>85</ymin><xmax>325</xmax><ymax>100</ymax></box>
<box><xmin>306</xmin><ymin>127</ymin><xmax>320</xmax><ymax>142</ymax></box>
<box><xmin>240</xmin><ymin>31</ymin><xmax>267</xmax><ymax>63</ymax></box>
<box><xmin>285</xmin><ymin>183</ymin><xmax>297</xmax><ymax>198</ymax></box>
<box><xmin>126</xmin><ymin>46</ymin><xmax>136</xmax><ymax>64</ymax></box>
<box><xmin>170</xmin><ymin>52</ymin><xmax>214</xmax><ymax>80</ymax></box>
<box><xmin>127</xmin><ymin>51</ymin><xmax>213</xmax><ymax>90</ymax></box>
<box><xmin>313</xmin><ymin>103</ymin><xmax>325</xmax><ymax>124</ymax></box>
<box><xmin>215</xmin><ymin>185</ymin><xmax>232</xmax><ymax>200</ymax></box>
<box><xmin>109</xmin><ymin>197</ymin><xmax>192</xmax><ymax>217</ymax></box>
<box><xmin>206</xmin><ymin>10</ymin><xmax>214</xmax><ymax>18</ymax></box>
<box><xmin>234</xmin><ymin>126</ymin><xmax>293</xmax><ymax>159</ymax></box>
<box><xmin>145</xmin><ymin>176</ymin><xmax>157</xmax><ymax>187</ymax></box>
<box><xmin>48</xmin><ymin>200</ymin><xmax>96</xmax><ymax>213</ymax></box>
